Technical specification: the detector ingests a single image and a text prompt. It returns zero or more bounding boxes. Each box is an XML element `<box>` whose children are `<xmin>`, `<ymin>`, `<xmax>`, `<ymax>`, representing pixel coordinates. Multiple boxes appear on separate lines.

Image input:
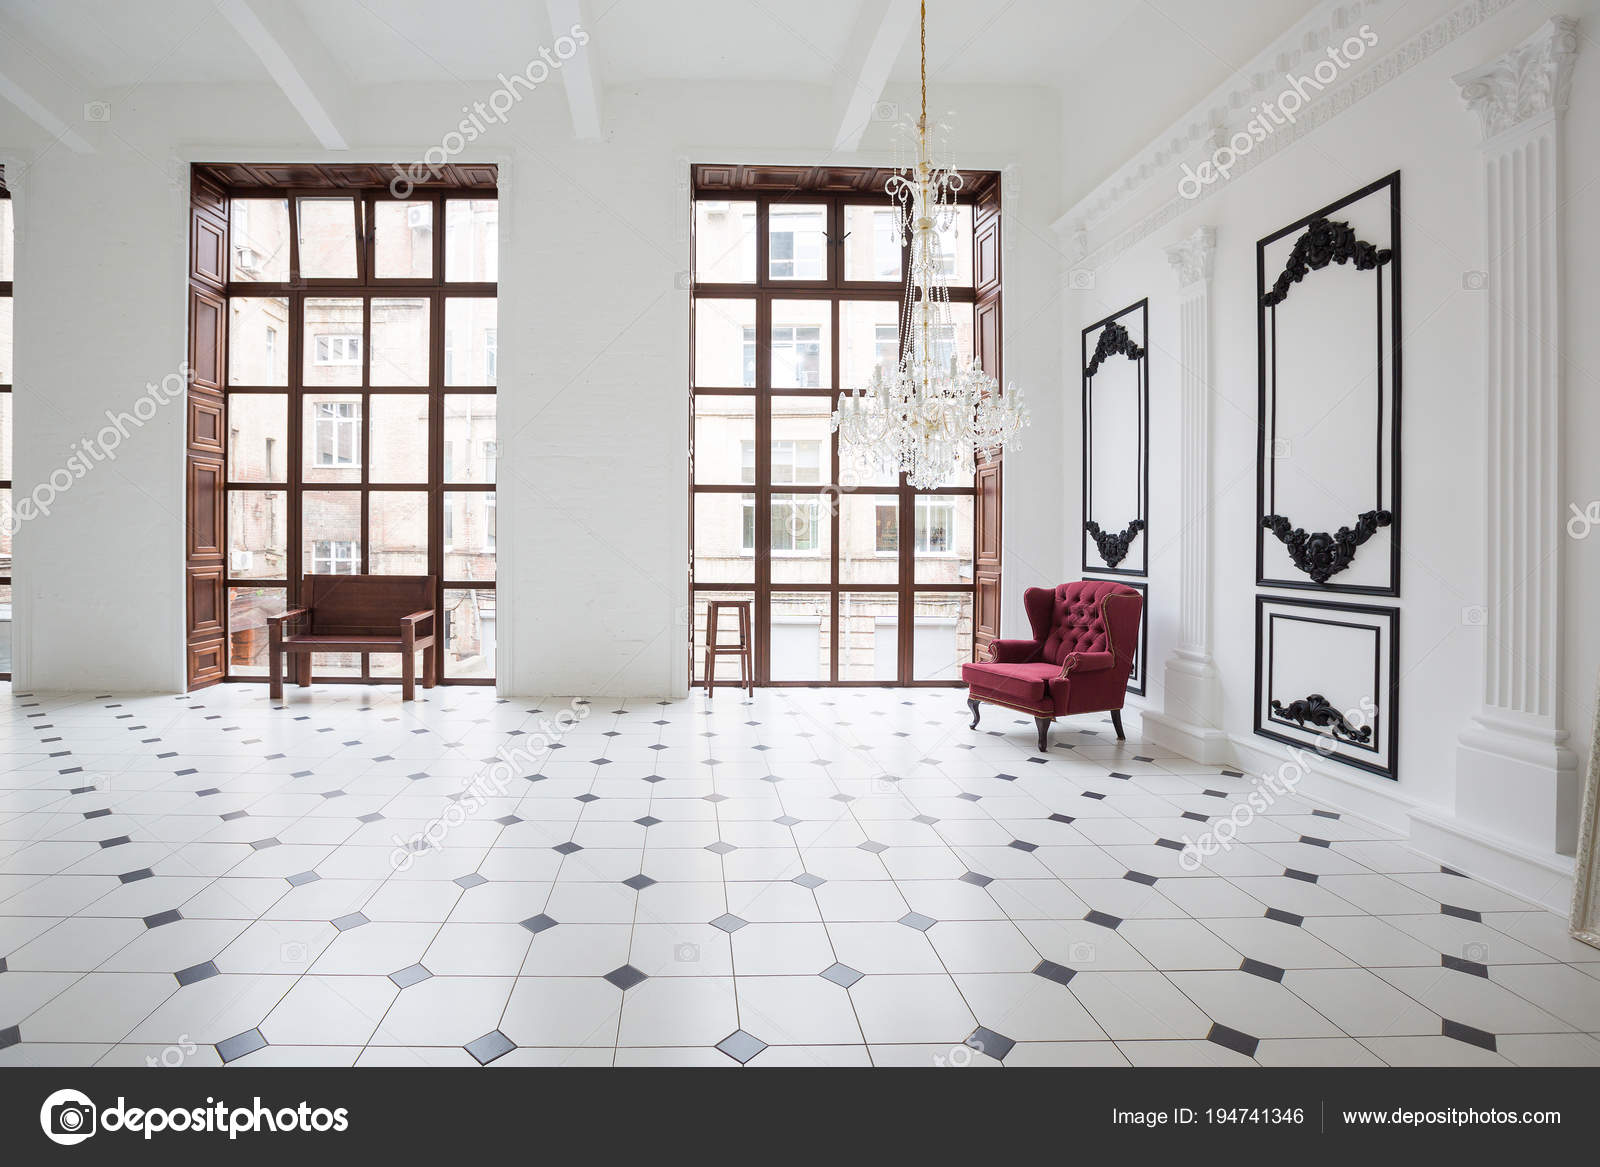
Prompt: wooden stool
<box><xmin>704</xmin><ymin>600</ymin><xmax>753</xmax><ymax>697</ymax></box>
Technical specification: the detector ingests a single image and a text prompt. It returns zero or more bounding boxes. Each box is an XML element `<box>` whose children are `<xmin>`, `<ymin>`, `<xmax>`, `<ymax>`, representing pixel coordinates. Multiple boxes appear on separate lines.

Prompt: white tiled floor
<box><xmin>2</xmin><ymin>682</ymin><xmax>1599</xmax><ymax>1067</ymax></box>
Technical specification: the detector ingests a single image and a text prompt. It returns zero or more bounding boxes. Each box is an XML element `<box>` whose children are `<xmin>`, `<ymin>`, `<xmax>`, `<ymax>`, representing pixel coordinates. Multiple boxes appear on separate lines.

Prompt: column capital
<box><xmin>1454</xmin><ymin>16</ymin><xmax>1579</xmax><ymax>142</ymax></box>
<box><xmin>1165</xmin><ymin>226</ymin><xmax>1216</xmax><ymax>290</ymax></box>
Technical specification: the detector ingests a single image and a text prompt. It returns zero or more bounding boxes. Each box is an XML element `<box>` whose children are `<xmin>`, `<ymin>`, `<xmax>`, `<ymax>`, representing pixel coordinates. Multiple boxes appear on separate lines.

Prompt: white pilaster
<box><xmin>1449</xmin><ymin>17</ymin><xmax>1580</xmax><ymax>858</ymax></box>
<box><xmin>1142</xmin><ymin>226</ymin><xmax>1228</xmax><ymax>763</ymax></box>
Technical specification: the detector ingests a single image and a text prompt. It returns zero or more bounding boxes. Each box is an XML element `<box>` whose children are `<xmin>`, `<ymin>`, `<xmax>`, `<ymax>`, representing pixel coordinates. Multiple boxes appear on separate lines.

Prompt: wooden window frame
<box><xmin>689</xmin><ymin>174</ymin><xmax>1002</xmax><ymax>688</ymax></box>
<box><xmin>0</xmin><ymin>174</ymin><xmax>11</xmax><ymax>681</ymax></box>
<box><xmin>192</xmin><ymin>171</ymin><xmax>498</xmax><ymax>688</ymax></box>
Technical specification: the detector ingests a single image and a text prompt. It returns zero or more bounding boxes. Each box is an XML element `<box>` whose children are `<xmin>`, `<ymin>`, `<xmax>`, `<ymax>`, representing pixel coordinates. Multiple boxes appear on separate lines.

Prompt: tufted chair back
<box><xmin>1022</xmin><ymin>580</ymin><xmax>1141</xmax><ymax>673</ymax></box>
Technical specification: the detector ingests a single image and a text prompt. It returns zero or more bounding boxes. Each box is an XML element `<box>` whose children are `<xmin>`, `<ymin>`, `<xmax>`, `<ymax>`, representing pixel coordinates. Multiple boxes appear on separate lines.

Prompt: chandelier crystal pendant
<box><xmin>832</xmin><ymin>1</ymin><xmax>1028</xmax><ymax>491</ymax></box>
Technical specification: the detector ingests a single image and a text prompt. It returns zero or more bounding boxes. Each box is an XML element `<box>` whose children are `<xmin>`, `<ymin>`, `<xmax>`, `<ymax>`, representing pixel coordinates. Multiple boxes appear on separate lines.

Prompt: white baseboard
<box><xmin>1142</xmin><ymin>711</ymin><xmax>1230</xmax><ymax>764</ymax></box>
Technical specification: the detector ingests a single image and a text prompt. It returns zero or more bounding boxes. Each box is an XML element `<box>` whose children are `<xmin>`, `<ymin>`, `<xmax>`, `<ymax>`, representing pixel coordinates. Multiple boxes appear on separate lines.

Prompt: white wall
<box><xmin>1</xmin><ymin>73</ymin><xmax>1062</xmax><ymax>695</ymax></box>
<box><xmin>1063</xmin><ymin>0</ymin><xmax>1600</xmax><ymax>850</ymax></box>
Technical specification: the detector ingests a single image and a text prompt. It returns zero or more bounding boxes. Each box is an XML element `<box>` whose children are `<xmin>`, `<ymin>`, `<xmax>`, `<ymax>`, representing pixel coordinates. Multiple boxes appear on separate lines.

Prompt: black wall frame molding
<box><xmin>1082</xmin><ymin>299</ymin><xmax>1150</xmax><ymax>578</ymax></box>
<box><xmin>1256</xmin><ymin>172</ymin><xmax>1401</xmax><ymax>596</ymax></box>
<box><xmin>1084</xmin><ymin>574</ymin><xmax>1147</xmax><ymax>697</ymax></box>
<box><xmin>1253</xmin><ymin>594</ymin><xmax>1400</xmax><ymax>781</ymax></box>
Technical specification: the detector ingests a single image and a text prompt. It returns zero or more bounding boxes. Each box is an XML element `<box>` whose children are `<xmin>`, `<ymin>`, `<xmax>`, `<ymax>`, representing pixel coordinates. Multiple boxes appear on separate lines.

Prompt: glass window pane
<box><xmin>304</xmin><ymin>298</ymin><xmax>363</xmax><ymax>388</ymax></box>
<box><xmin>770</xmin><ymin>397</ymin><xmax>831</xmax><ymax>484</ymax></box>
<box><xmin>933</xmin><ymin>205</ymin><xmax>974</xmax><ymax>286</ymax></box>
<box><xmin>769</xmin><ymin>593</ymin><xmax>830</xmax><ymax>681</ymax></box>
<box><xmin>840</xmin><ymin>592</ymin><xmax>897</xmax><ymax>680</ymax></box>
<box><xmin>913</xmin><ymin>591</ymin><xmax>973</xmax><ymax>680</ymax></box>
<box><xmin>227</xmin><ymin>489</ymin><xmax>288</xmax><ymax>579</ymax></box>
<box><xmin>228</xmin><ymin>297</ymin><xmax>290</xmax><ymax>385</ymax></box>
<box><xmin>442</xmin><ymin>395</ymin><xmax>497</xmax><ymax>483</ymax></box>
<box><xmin>444</xmin><ymin>491</ymin><xmax>496</xmax><ymax>581</ymax></box>
<box><xmin>693</xmin><ymin>591</ymin><xmax>754</xmax><ymax>684</ymax></box>
<box><xmin>370</xmin><ymin>490</ymin><xmax>429</xmax><ymax>574</ymax></box>
<box><xmin>444</xmin><ymin>298</ymin><xmax>496</xmax><ymax>386</ymax></box>
<box><xmin>694</xmin><ymin>298</ymin><xmax>755</xmax><ymax>388</ymax></box>
<box><xmin>0</xmin><ymin>199</ymin><xmax>13</xmax><ymax>282</ymax></box>
<box><xmin>840</xmin><ymin>493</ymin><xmax>897</xmax><ymax>584</ymax></box>
<box><xmin>692</xmin><ymin>492</ymin><xmax>753</xmax><ymax>584</ymax></box>
<box><xmin>0</xmin><ymin>582</ymin><xmax>13</xmax><ymax>675</ymax></box>
<box><xmin>768</xmin><ymin>204</ymin><xmax>827</xmax><ymax>280</ymax></box>
<box><xmin>770</xmin><ymin>301</ymin><xmax>832</xmax><ymax>388</ymax></box>
<box><xmin>444</xmin><ymin>199</ymin><xmax>498</xmax><ymax>282</ymax></box>
<box><xmin>694</xmin><ymin>395</ymin><xmax>753</xmax><ymax>486</ymax></box>
<box><xmin>839</xmin><ymin>299</ymin><xmax>898</xmax><ymax>389</ymax></box>
<box><xmin>228</xmin><ymin>586</ymin><xmax>285</xmax><ymax>676</ymax></box>
<box><xmin>302</xmin><ymin>491</ymin><xmax>361</xmax><ymax>575</ymax></box>
<box><xmin>302</xmin><ymin>394</ymin><xmax>362</xmax><ymax>484</ymax></box>
<box><xmin>374</xmin><ymin>200</ymin><xmax>432</xmax><ymax>278</ymax></box>
<box><xmin>0</xmin><ymin>298</ymin><xmax>10</xmax><ymax>385</ymax></box>
<box><xmin>930</xmin><ymin>302</ymin><xmax>975</xmax><ymax>372</ymax></box>
<box><xmin>226</xmin><ymin>394</ymin><xmax>287</xmax><ymax>483</ymax></box>
<box><xmin>912</xmin><ymin>494</ymin><xmax>973</xmax><ymax>584</ymax></box>
<box><xmin>843</xmin><ymin>205</ymin><xmax>901</xmax><ymax>281</ymax></box>
<box><xmin>0</xmin><ymin>392</ymin><xmax>11</xmax><ymax>480</ymax></box>
<box><xmin>694</xmin><ymin>200</ymin><xmax>756</xmax><ymax>283</ymax></box>
<box><xmin>443</xmin><ymin>588</ymin><xmax>495</xmax><ymax>678</ymax></box>
<box><xmin>370</xmin><ymin>297</ymin><xmax>429</xmax><ymax>385</ymax></box>
<box><xmin>370</xmin><ymin>393</ymin><xmax>429</xmax><ymax>483</ymax></box>
<box><xmin>769</xmin><ymin>493</ymin><xmax>830</xmax><ymax>584</ymax></box>
<box><xmin>297</xmin><ymin>197</ymin><xmax>358</xmax><ymax>278</ymax></box>
<box><xmin>229</xmin><ymin>198</ymin><xmax>290</xmax><ymax>282</ymax></box>
<box><xmin>0</xmin><ymin>491</ymin><xmax>11</xmax><ymax>582</ymax></box>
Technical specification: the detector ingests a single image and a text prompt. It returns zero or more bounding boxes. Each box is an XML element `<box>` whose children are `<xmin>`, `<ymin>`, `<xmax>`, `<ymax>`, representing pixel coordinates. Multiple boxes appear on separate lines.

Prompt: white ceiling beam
<box><xmin>0</xmin><ymin>24</ymin><xmax>94</xmax><ymax>154</ymax></box>
<box><xmin>830</xmin><ymin>0</ymin><xmax>918</xmax><ymax>153</ymax></box>
<box><xmin>545</xmin><ymin>0</ymin><xmax>602</xmax><ymax>141</ymax></box>
<box><xmin>219</xmin><ymin>0</ymin><xmax>351</xmax><ymax>150</ymax></box>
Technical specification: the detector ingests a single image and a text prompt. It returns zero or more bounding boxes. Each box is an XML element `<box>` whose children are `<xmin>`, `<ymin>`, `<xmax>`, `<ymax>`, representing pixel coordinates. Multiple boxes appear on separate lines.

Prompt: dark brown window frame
<box><xmin>0</xmin><ymin>171</ymin><xmax>11</xmax><ymax>682</ymax></box>
<box><xmin>191</xmin><ymin>168</ymin><xmax>498</xmax><ymax>688</ymax></box>
<box><xmin>689</xmin><ymin>170</ymin><xmax>1002</xmax><ymax>688</ymax></box>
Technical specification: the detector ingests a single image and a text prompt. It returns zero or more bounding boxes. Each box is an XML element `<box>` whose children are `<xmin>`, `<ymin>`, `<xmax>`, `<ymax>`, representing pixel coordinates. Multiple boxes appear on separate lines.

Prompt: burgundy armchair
<box><xmin>961</xmin><ymin>580</ymin><xmax>1143</xmax><ymax>752</ymax></box>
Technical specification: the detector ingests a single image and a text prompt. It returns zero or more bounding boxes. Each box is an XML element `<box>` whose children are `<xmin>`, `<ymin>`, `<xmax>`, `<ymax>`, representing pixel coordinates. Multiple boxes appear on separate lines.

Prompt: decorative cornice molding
<box><xmin>1165</xmin><ymin>226</ymin><xmax>1217</xmax><ymax>288</ymax></box>
<box><xmin>1054</xmin><ymin>0</ymin><xmax>1518</xmax><ymax>273</ymax></box>
<box><xmin>1454</xmin><ymin>16</ymin><xmax>1579</xmax><ymax>140</ymax></box>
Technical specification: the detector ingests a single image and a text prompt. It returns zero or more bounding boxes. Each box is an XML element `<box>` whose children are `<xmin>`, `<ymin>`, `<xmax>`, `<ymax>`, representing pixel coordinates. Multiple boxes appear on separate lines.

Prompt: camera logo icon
<box><xmin>674</xmin><ymin>942</ymin><xmax>700</xmax><ymax>963</ymax></box>
<box><xmin>41</xmin><ymin>1088</ymin><xmax>97</xmax><ymax>1146</ymax></box>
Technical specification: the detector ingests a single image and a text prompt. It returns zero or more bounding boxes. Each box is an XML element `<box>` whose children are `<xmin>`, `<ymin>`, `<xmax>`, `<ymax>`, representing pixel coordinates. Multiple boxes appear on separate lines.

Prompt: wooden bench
<box><xmin>268</xmin><ymin>575</ymin><xmax>437</xmax><ymax>701</ymax></box>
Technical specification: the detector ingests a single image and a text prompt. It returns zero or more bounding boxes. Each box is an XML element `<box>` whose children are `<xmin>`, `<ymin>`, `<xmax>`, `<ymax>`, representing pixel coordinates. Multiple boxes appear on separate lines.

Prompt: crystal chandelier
<box><xmin>832</xmin><ymin>1</ymin><xmax>1028</xmax><ymax>490</ymax></box>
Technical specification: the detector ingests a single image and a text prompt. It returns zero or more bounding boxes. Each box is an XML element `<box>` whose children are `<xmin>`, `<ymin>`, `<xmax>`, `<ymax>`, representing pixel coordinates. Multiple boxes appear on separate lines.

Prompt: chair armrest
<box><xmin>985</xmin><ymin>638</ymin><xmax>1042</xmax><ymax>664</ymax></box>
<box><xmin>1059</xmin><ymin>650</ymin><xmax>1114</xmax><ymax>678</ymax></box>
<box><xmin>400</xmin><ymin>609</ymin><xmax>436</xmax><ymax>637</ymax></box>
<box><xmin>268</xmin><ymin>608</ymin><xmax>308</xmax><ymax>631</ymax></box>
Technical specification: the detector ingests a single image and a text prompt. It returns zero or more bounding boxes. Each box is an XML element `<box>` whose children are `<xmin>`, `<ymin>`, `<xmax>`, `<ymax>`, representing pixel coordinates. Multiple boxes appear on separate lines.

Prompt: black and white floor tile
<box><xmin>1</xmin><ymin>684</ymin><xmax>1597</xmax><ymax>1068</ymax></box>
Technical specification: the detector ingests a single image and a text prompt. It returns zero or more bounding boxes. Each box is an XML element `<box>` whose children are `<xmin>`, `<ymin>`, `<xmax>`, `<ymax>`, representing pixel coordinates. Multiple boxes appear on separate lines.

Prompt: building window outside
<box><xmin>314</xmin><ymin>333</ymin><xmax>361</xmax><ymax>365</ymax></box>
<box><xmin>311</xmin><ymin>539</ymin><xmax>359</xmax><ymax>574</ymax></box>
<box><xmin>312</xmin><ymin>400</ymin><xmax>360</xmax><ymax>466</ymax></box>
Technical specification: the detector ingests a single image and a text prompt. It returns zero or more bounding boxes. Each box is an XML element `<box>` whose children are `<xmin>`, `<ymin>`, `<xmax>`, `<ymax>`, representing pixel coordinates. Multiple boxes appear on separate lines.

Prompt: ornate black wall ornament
<box><xmin>1082</xmin><ymin>300</ymin><xmax>1149</xmax><ymax>578</ymax></box>
<box><xmin>1084</xmin><ymin>519</ymin><xmax>1145</xmax><ymax>568</ymax></box>
<box><xmin>1262</xmin><ymin>217</ymin><xmax>1393</xmax><ymax>307</ymax></box>
<box><xmin>1269</xmin><ymin>693</ymin><xmax>1373</xmax><ymax>744</ymax></box>
<box><xmin>1261</xmin><ymin>509</ymin><xmax>1392</xmax><ymax>584</ymax></box>
<box><xmin>1257</xmin><ymin>171</ymin><xmax>1401</xmax><ymax>597</ymax></box>
<box><xmin>1085</xmin><ymin>320</ymin><xmax>1146</xmax><ymax>377</ymax></box>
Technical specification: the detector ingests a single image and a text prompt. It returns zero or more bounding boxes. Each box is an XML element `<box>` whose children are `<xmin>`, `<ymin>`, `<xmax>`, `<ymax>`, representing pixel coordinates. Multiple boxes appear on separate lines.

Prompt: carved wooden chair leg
<box><xmin>1035</xmin><ymin>717</ymin><xmax>1051</xmax><ymax>752</ymax></box>
<box><xmin>968</xmin><ymin>697</ymin><xmax>981</xmax><ymax>729</ymax></box>
<box><xmin>1110</xmin><ymin>708</ymin><xmax>1125</xmax><ymax>740</ymax></box>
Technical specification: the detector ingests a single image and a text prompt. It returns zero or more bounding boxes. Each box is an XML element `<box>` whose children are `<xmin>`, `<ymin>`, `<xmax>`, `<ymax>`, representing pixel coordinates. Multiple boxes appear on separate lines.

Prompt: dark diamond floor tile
<box><xmin>390</xmin><ymin>963</ymin><xmax>433</xmax><ymax>989</ymax></box>
<box><xmin>1441</xmin><ymin>1018</ymin><xmax>1497</xmax><ymax>1052</ymax></box>
<box><xmin>1441</xmin><ymin>954</ymin><xmax>1489</xmax><ymax>978</ymax></box>
<box><xmin>1441</xmin><ymin>904</ymin><xmax>1482</xmax><ymax>922</ymax></box>
<box><xmin>143</xmin><ymin>909</ymin><xmax>182</xmax><ymax>929</ymax></box>
<box><xmin>604</xmin><ymin>964</ymin><xmax>649</xmax><ymax>991</ymax></box>
<box><xmin>820</xmin><ymin>962</ymin><xmax>862</xmax><ymax>988</ymax></box>
<box><xmin>520</xmin><ymin>914</ymin><xmax>559</xmax><ymax>934</ymax></box>
<box><xmin>1206</xmin><ymin>1023</ymin><xmax>1259</xmax><ymax>1058</ymax></box>
<box><xmin>791</xmin><ymin>873</ymin><xmax>825</xmax><ymax>889</ymax></box>
<box><xmin>553</xmin><ymin>842</ymin><xmax>583</xmax><ymax>855</ymax></box>
<box><xmin>705</xmin><ymin>841</ymin><xmax>737</xmax><ymax>855</ymax></box>
<box><xmin>0</xmin><ymin>1025</ymin><xmax>18</xmax><ymax>1050</ymax></box>
<box><xmin>858</xmin><ymin>841</ymin><xmax>889</xmax><ymax>854</ymax></box>
<box><xmin>1284</xmin><ymin>868</ymin><xmax>1318</xmax><ymax>883</ymax></box>
<box><xmin>119</xmin><ymin>869</ymin><xmax>153</xmax><ymax>884</ymax></box>
<box><xmin>1008</xmin><ymin>840</ymin><xmax>1038</xmax><ymax>853</ymax></box>
<box><xmin>635</xmin><ymin>816</ymin><xmax>662</xmax><ymax>827</ymax></box>
<box><xmin>1240</xmin><ymin>958</ymin><xmax>1285</xmax><ymax>982</ymax></box>
<box><xmin>710</xmin><ymin>913</ymin><xmax>748</xmax><ymax>933</ymax></box>
<box><xmin>216</xmin><ymin>1028</ymin><xmax>268</xmax><ymax>1063</ymax></box>
<box><xmin>286</xmin><ymin>871</ymin><xmax>320</xmax><ymax>887</ymax></box>
<box><xmin>1032</xmin><ymin>959</ymin><xmax>1076</xmax><ymax>987</ymax></box>
<box><xmin>175</xmin><ymin>961</ymin><xmax>219</xmax><ymax>987</ymax></box>
<box><xmin>716</xmin><ymin>1029</ymin><xmax>767</xmax><ymax>1064</ymax></box>
<box><xmin>1123</xmin><ymin>871</ymin><xmax>1157</xmax><ymax>886</ymax></box>
<box><xmin>464</xmin><ymin>1029</ymin><xmax>516</xmax><ymax>1065</ymax></box>
<box><xmin>959</xmin><ymin>871</ymin><xmax>993</xmax><ymax>887</ymax></box>
<box><xmin>967</xmin><ymin>1026</ymin><xmax>1015</xmax><ymax>1061</ymax></box>
<box><xmin>1084</xmin><ymin>910</ymin><xmax>1123</xmax><ymax>930</ymax></box>
<box><xmin>1264</xmin><ymin>908</ymin><xmax>1304</xmax><ymax>927</ymax></box>
<box><xmin>331</xmin><ymin>912</ymin><xmax>369</xmax><ymax>931</ymax></box>
<box><xmin>622</xmin><ymin>874</ymin><xmax>656</xmax><ymax>891</ymax></box>
<box><xmin>899</xmin><ymin>912</ymin><xmax>936</xmax><ymax>932</ymax></box>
